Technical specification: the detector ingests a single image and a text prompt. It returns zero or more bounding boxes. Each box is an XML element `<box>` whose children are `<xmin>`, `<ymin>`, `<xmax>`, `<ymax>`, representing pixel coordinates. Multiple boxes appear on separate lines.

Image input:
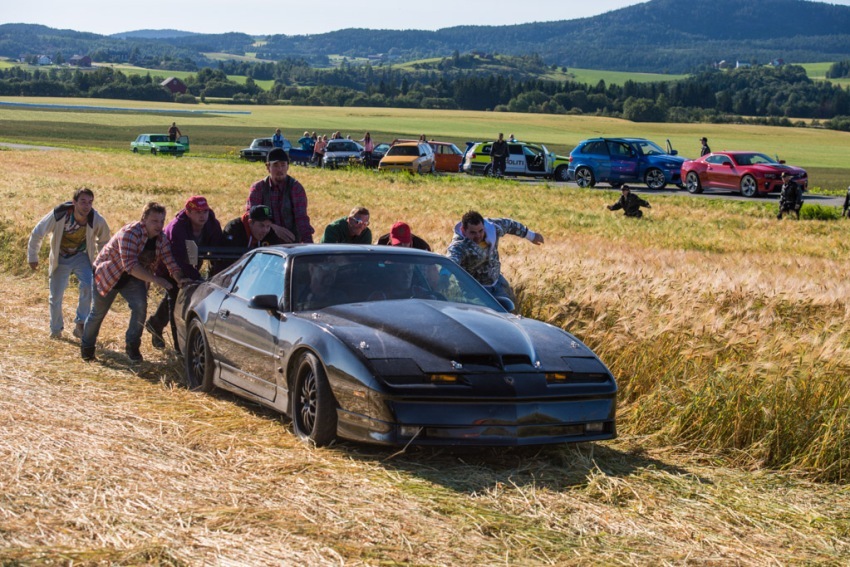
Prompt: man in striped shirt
<box><xmin>80</xmin><ymin>202</ymin><xmax>189</xmax><ymax>362</ymax></box>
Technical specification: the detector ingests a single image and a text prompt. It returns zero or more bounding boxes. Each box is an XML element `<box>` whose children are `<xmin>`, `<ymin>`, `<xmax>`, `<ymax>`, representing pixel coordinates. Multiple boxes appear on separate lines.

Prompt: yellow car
<box><xmin>378</xmin><ymin>141</ymin><xmax>436</xmax><ymax>174</ymax></box>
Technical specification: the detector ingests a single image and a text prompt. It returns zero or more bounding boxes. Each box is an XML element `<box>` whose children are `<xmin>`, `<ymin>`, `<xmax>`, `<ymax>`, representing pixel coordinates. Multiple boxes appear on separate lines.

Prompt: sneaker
<box><xmin>145</xmin><ymin>321</ymin><xmax>165</xmax><ymax>350</ymax></box>
<box><xmin>73</xmin><ymin>322</ymin><xmax>84</xmax><ymax>339</ymax></box>
<box><xmin>50</xmin><ymin>330</ymin><xmax>62</xmax><ymax>339</ymax></box>
<box><xmin>81</xmin><ymin>346</ymin><xmax>96</xmax><ymax>361</ymax></box>
<box><xmin>126</xmin><ymin>343</ymin><xmax>143</xmax><ymax>363</ymax></box>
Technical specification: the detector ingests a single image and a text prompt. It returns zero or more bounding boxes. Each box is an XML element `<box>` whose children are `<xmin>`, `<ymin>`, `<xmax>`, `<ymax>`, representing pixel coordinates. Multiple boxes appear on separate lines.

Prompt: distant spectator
<box><xmin>508</xmin><ymin>133</ymin><xmax>517</xmax><ymax>142</ymax></box>
<box><xmin>272</xmin><ymin>128</ymin><xmax>291</xmax><ymax>151</ymax></box>
<box><xmin>322</xmin><ymin>207</ymin><xmax>372</xmax><ymax>244</ymax></box>
<box><xmin>699</xmin><ymin>137</ymin><xmax>711</xmax><ymax>156</ymax></box>
<box><xmin>777</xmin><ymin>172</ymin><xmax>803</xmax><ymax>220</ymax></box>
<box><xmin>168</xmin><ymin>122</ymin><xmax>181</xmax><ymax>142</ymax></box>
<box><xmin>843</xmin><ymin>185</ymin><xmax>850</xmax><ymax>218</ymax></box>
<box><xmin>360</xmin><ymin>132</ymin><xmax>375</xmax><ymax>164</ymax></box>
<box><xmin>376</xmin><ymin>221</ymin><xmax>431</xmax><ymax>251</ymax></box>
<box><xmin>607</xmin><ymin>185</ymin><xmax>651</xmax><ymax>218</ymax></box>
<box><xmin>298</xmin><ymin>131</ymin><xmax>315</xmax><ymax>151</ymax></box>
<box><xmin>313</xmin><ymin>135</ymin><xmax>328</xmax><ymax>167</ymax></box>
<box><xmin>490</xmin><ymin>133</ymin><xmax>508</xmax><ymax>177</ymax></box>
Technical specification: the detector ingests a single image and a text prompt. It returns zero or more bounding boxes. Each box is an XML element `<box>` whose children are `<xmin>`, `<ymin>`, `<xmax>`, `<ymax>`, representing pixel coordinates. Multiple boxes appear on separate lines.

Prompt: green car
<box><xmin>461</xmin><ymin>140</ymin><xmax>570</xmax><ymax>181</ymax></box>
<box><xmin>131</xmin><ymin>134</ymin><xmax>190</xmax><ymax>156</ymax></box>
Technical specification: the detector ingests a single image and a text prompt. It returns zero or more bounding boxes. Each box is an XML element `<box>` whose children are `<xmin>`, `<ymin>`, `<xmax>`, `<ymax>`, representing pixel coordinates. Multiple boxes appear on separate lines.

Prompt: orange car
<box><xmin>395</xmin><ymin>139</ymin><xmax>464</xmax><ymax>172</ymax></box>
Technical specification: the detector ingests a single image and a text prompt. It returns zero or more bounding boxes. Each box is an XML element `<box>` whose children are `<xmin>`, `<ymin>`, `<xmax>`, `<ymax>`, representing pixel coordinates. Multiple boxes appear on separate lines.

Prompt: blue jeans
<box><xmin>81</xmin><ymin>277</ymin><xmax>148</xmax><ymax>350</ymax></box>
<box><xmin>49</xmin><ymin>253</ymin><xmax>93</xmax><ymax>334</ymax></box>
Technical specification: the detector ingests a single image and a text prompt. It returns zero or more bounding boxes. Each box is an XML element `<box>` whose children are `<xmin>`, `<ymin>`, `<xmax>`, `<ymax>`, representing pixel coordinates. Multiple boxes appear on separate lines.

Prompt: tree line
<box><xmin>3</xmin><ymin>60</ymin><xmax>850</xmax><ymax>131</ymax></box>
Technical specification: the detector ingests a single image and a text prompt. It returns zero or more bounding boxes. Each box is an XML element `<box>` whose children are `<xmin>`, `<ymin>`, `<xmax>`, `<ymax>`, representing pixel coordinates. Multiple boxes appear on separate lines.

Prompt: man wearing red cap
<box><xmin>145</xmin><ymin>195</ymin><xmax>223</xmax><ymax>350</ymax></box>
<box><xmin>376</xmin><ymin>221</ymin><xmax>431</xmax><ymax>251</ymax></box>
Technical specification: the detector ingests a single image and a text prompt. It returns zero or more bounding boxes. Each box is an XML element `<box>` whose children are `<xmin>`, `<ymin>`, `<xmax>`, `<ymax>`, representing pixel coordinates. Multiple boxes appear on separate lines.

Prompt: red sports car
<box><xmin>681</xmin><ymin>151</ymin><xmax>807</xmax><ymax>197</ymax></box>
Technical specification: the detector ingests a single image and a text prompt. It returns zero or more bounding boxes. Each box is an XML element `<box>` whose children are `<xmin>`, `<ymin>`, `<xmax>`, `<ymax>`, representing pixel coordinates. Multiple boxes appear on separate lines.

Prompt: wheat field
<box><xmin>2</xmin><ymin>147</ymin><xmax>850</xmax><ymax>564</ymax></box>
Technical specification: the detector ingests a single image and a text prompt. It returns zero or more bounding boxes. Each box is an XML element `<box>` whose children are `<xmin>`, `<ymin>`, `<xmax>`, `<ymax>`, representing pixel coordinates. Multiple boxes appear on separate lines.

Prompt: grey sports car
<box><xmin>175</xmin><ymin>245</ymin><xmax>617</xmax><ymax>447</ymax></box>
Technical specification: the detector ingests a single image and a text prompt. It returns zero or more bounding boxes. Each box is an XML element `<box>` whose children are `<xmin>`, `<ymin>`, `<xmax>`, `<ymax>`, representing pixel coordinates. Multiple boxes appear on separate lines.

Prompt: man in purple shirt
<box><xmin>245</xmin><ymin>148</ymin><xmax>314</xmax><ymax>243</ymax></box>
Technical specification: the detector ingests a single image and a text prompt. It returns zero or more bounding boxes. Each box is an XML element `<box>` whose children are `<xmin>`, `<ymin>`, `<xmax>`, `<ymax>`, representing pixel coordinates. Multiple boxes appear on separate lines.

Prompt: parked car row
<box><xmin>133</xmin><ymin>132</ymin><xmax>807</xmax><ymax>196</ymax></box>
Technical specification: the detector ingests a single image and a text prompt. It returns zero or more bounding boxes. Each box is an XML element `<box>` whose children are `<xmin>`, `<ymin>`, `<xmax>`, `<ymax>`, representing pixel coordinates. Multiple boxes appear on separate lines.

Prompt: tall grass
<box><xmin>3</xmin><ymin>148</ymin><xmax>850</xmax><ymax>480</ymax></box>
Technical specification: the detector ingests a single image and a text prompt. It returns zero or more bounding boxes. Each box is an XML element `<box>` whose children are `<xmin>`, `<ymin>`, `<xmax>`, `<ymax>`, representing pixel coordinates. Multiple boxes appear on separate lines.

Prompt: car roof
<box><xmin>248</xmin><ymin>243</ymin><xmax>440</xmax><ymax>259</ymax></box>
<box><xmin>579</xmin><ymin>137</ymin><xmax>652</xmax><ymax>143</ymax></box>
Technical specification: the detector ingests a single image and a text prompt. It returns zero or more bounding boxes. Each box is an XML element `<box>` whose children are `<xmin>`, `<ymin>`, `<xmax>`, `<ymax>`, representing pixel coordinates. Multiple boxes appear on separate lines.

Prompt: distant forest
<box><xmin>5</xmin><ymin>0</ymin><xmax>850</xmax><ymax>73</ymax></box>
<box><xmin>3</xmin><ymin>59</ymin><xmax>850</xmax><ymax>131</ymax></box>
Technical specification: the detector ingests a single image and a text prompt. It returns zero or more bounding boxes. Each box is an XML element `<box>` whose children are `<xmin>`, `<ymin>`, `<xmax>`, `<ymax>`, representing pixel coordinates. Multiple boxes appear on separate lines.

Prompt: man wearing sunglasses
<box><xmin>321</xmin><ymin>206</ymin><xmax>372</xmax><ymax>244</ymax></box>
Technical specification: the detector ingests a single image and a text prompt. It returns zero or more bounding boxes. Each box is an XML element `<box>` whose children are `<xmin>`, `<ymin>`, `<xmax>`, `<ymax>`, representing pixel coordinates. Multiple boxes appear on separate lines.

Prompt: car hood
<box><xmin>381</xmin><ymin>155</ymin><xmax>419</xmax><ymax>165</ymax></box>
<box><xmin>749</xmin><ymin>164</ymin><xmax>806</xmax><ymax>175</ymax></box>
<box><xmin>649</xmin><ymin>154</ymin><xmax>687</xmax><ymax>166</ymax></box>
<box><xmin>298</xmin><ymin>299</ymin><xmax>596</xmax><ymax>373</ymax></box>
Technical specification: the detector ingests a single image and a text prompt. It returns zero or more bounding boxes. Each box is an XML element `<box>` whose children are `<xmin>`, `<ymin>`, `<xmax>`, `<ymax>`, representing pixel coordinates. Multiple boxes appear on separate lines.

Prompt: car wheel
<box><xmin>132</xmin><ymin>147</ymin><xmax>138</xmax><ymax>153</ymax></box>
<box><xmin>185</xmin><ymin>318</ymin><xmax>215</xmax><ymax>392</ymax></box>
<box><xmin>575</xmin><ymin>167</ymin><xmax>595</xmax><ymax>188</ymax></box>
<box><xmin>644</xmin><ymin>168</ymin><xmax>667</xmax><ymax>189</ymax></box>
<box><xmin>740</xmin><ymin>174</ymin><xmax>758</xmax><ymax>197</ymax></box>
<box><xmin>151</xmin><ymin>147</ymin><xmax>157</xmax><ymax>156</ymax></box>
<box><xmin>483</xmin><ymin>164</ymin><xmax>493</xmax><ymax>177</ymax></box>
<box><xmin>554</xmin><ymin>165</ymin><xmax>569</xmax><ymax>182</ymax></box>
<box><xmin>686</xmin><ymin>171</ymin><xmax>703</xmax><ymax>194</ymax></box>
<box><xmin>417</xmin><ymin>164</ymin><xmax>423</xmax><ymax>175</ymax></box>
<box><xmin>430</xmin><ymin>163</ymin><xmax>435</xmax><ymax>174</ymax></box>
<box><xmin>291</xmin><ymin>352</ymin><xmax>337</xmax><ymax>446</ymax></box>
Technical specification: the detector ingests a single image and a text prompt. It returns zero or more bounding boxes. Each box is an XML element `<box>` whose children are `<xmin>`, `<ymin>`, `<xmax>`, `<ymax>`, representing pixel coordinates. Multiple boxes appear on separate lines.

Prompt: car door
<box><xmin>704</xmin><ymin>154</ymin><xmax>736</xmax><ymax>189</ymax></box>
<box><xmin>211</xmin><ymin>251</ymin><xmax>286</xmax><ymax>402</ymax></box>
<box><xmin>579</xmin><ymin>140</ymin><xmax>611</xmax><ymax>181</ymax></box>
<box><xmin>523</xmin><ymin>145</ymin><xmax>546</xmax><ymax>173</ymax></box>
<box><xmin>607</xmin><ymin>141</ymin><xmax>638</xmax><ymax>182</ymax></box>
<box><xmin>506</xmin><ymin>144</ymin><xmax>526</xmax><ymax>174</ymax></box>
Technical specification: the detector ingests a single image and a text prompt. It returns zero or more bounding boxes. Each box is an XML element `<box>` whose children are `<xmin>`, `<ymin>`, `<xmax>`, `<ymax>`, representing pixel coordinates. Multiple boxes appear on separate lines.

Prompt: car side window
<box><xmin>607</xmin><ymin>142</ymin><xmax>632</xmax><ymax>157</ymax></box>
<box><xmin>508</xmin><ymin>144</ymin><xmax>523</xmax><ymax>155</ymax></box>
<box><xmin>232</xmin><ymin>252</ymin><xmax>286</xmax><ymax>302</ymax></box>
<box><xmin>706</xmin><ymin>155</ymin><xmax>731</xmax><ymax>166</ymax></box>
<box><xmin>582</xmin><ymin>141</ymin><xmax>608</xmax><ymax>155</ymax></box>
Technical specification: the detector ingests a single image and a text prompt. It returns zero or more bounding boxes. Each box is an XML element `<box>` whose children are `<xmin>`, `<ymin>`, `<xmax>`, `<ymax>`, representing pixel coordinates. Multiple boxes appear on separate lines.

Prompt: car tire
<box><xmin>740</xmin><ymin>174</ymin><xmax>758</xmax><ymax>197</ymax></box>
<box><xmin>575</xmin><ymin>167</ymin><xmax>595</xmax><ymax>188</ymax></box>
<box><xmin>483</xmin><ymin>164</ymin><xmax>493</xmax><ymax>177</ymax></box>
<box><xmin>132</xmin><ymin>148</ymin><xmax>138</xmax><ymax>153</ymax></box>
<box><xmin>686</xmin><ymin>171</ymin><xmax>703</xmax><ymax>194</ymax></box>
<box><xmin>644</xmin><ymin>168</ymin><xmax>667</xmax><ymax>190</ymax></box>
<box><xmin>151</xmin><ymin>148</ymin><xmax>157</xmax><ymax>156</ymax></box>
<box><xmin>185</xmin><ymin>318</ymin><xmax>215</xmax><ymax>392</ymax></box>
<box><xmin>291</xmin><ymin>352</ymin><xmax>337</xmax><ymax>446</ymax></box>
<box><xmin>554</xmin><ymin>165</ymin><xmax>569</xmax><ymax>182</ymax></box>
<box><xmin>430</xmin><ymin>163</ymin><xmax>436</xmax><ymax>174</ymax></box>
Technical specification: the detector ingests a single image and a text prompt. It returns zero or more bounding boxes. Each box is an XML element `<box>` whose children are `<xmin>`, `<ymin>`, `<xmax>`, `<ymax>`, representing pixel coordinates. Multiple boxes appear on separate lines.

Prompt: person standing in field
<box><xmin>447</xmin><ymin>210</ymin><xmax>544</xmax><ymax>305</ymax></box>
<box><xmin>777</xmin><ymin>171</ymin><xmax>804</xmax><ymax>220</ymax></box>
<box><xmin>168</xmin><ymin>122</ymin><xmax>182</xmax><ymax>142</ymax></box>
<box><xmin>843</xmin><ymin>185</ymin><xmax>850</xmax><ymax>218</ymax></box>
<box><xmin>27</xmin><ymin>188</ymin><xmax>111</xmax><ymax>339</ymax></box>
<box><xmin>313</xmin><ymin>135</ymin><xmax>328</xmax><ymax>167</ymax></box>
<box><xmin>321</xmin><ymin>207</ymin><xmax>372</xmax><ymax>244</ymax></box>
<box><xmin>607</xmin><ymin>185</ymin><xmax>651</xmax><ymax>218</ymax></box>
<box><xmin>699</xmin><ymin>137</ymin><xmax>711</xmax><ymax>156</ymax></box>
<box><xmin>490</xmin><ymin>133</ymin><xmax>508</xmax><ymax>178</ymax></box>
<box><xmin>245</xmin><ymin>148</ymin><xmax>314</xmax><ymax>244</ymax></box>
<box><xmin>272</xmin><ymin>128</ymin><xmax>285</xmax><ymax>149</ymax></box>
<box><xmin>360</xmin><ymin>132</ymin><xmax>375</xmax><ymax>165</ymax></box>
<box><xmin>145</xmin><ymin>195</ymin><xmax>223</xmax><ymax>350</ymax></box>
<box><xmin>80</xmin><ymin>202</ymin><xmax>189</xmax><ymax>362</ymax></box>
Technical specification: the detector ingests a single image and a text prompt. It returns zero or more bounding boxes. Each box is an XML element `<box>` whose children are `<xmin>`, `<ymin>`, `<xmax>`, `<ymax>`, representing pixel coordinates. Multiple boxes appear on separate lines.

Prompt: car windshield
<box><xmin>387</xmin><ymin>145</ymin><xmax>420</xmax><ymax>157</ymax></box>
<box><xmin>290</xmin><ymin>253</ymin><xmax>505</xmax><ymax>312</ymax></box>
<box><xmin>733</xmin><ymin>153</ymin><xmax>777</xmax><ymax>166</ymax></box>
<box><xmin>150</xmin><ymin>135</ymin><xmax>169</xmax><ymax>143</ymax></box>
<box><xmin>252</xmin><ymin>139</ymin><xmax>273</xmax><ymax>148</ymax></box>
<box><xmin>327</xmin><ymin>142</ymin><xmax>359</xmax><ymax>152</ymax></box>
<box><xmin>632</xmin><ymin>140</ymin><xmax>667</xmax><ymax>156</ymax></box>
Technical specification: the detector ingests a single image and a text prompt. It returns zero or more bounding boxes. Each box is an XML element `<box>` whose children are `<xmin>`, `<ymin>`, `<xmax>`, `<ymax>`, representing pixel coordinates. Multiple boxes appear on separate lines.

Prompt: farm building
<box><xmin>161</xmin><ymin>77</ymin><xmax>187</xmax><ymax>94</ymax></box>
<box><xmin>69</xmin><ymin>55</ymin><xmax>92</xmax><ymax>67</ymax></box>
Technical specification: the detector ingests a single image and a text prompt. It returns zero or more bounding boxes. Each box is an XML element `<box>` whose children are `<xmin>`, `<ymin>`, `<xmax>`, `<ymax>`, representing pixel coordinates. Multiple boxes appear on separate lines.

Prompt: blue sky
<box><xmin>4</xmin><ymin>0</ymin><xmax>850</xmax><ymax>37</ymax></box>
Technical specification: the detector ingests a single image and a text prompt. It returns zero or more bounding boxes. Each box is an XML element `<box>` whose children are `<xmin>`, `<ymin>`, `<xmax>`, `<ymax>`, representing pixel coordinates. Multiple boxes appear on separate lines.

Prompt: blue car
<box><xmin>568</xmin><ymin>137</ymin><xmax>687</xmax><ymax>189</ymax></box>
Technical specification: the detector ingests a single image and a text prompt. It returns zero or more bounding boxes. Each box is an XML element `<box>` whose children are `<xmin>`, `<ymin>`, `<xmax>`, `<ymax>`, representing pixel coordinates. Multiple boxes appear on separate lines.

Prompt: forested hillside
<box><xmin>3</xmin><ymin>0</ymin><xmax>850</xmax><ymax>73</ymax></box>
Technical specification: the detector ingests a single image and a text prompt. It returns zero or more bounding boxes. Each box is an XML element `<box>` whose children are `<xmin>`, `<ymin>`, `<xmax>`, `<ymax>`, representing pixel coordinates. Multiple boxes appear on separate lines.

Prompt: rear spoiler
<box><xmin>186</xmin><ymin>241</ymin><xmax>248</xmax><ymax>266</ymax></box>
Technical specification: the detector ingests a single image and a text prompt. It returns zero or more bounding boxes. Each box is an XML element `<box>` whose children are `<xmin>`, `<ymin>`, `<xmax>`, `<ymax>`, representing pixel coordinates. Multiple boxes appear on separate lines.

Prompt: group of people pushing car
<box><xmin>28</xmin><ymin>146</ymin><xmax>545</xmax><ymax>363</ymax></box>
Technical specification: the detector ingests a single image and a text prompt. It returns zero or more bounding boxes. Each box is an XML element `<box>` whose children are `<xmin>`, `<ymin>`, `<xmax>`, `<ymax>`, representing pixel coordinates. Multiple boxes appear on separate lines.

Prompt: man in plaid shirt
<box><xmin>81</xmin><ymin>202</ymin><xmax>189</xmax><ymax>362</ymax></box>
<box><xmin>245</xmin><ymin>148</ymin><xmax>314</xmax><ymax>243</ymax></box>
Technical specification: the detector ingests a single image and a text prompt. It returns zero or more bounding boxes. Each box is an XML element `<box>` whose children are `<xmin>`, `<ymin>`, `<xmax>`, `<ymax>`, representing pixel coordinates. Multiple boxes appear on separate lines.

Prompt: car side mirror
<box><xmin>249</xmin><ymin>294</ymin><xmax>280</xmax><ymax>312</ymax></box>
<box><xmin>779</xmin><ymin>160</ymin><xmax>786</xmax><ymax>164</ymax></box>
<box><xmin>420</xmin><ymin>153</ymin><xmax>427</xmax><ymax>157</ymax></box>
<box><xmin>670</xmin><ymin>150</ymin><xmax>678</xmax><ymax>156</ymax></box>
